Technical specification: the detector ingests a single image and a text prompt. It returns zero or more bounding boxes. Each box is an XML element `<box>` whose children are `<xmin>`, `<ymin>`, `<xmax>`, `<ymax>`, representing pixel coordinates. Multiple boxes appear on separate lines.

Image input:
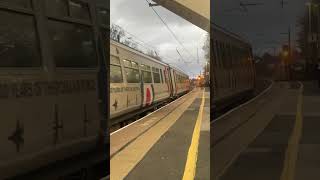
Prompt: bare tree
<box><xmin>147</xmin><ymin>49</ymin><xmax>162</xmax><ymax>61</ymax></box>
<box><xmin>202</xmin><ymin>34</ymin><xmax>210</xmax><ymax>60</ymax></box>
<box><xmin>110</xmin><ymin>23</ymin><xmax>161</xmax><ymax>59</ymax></box>
<box><xmin>110</xmin><ymin>24</ymin><xmax>125</xmax><ymax>42</ymax></box>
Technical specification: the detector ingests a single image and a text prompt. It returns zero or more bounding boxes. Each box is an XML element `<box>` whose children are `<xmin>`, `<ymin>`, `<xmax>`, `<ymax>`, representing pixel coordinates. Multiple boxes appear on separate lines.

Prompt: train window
<box><xmin>111</xmin><ymin>55</ymin><xmax>120</xmax><ymax>65</ymax></box>
<box><xmin>69</xmin><ymin>0</ymin><xmax>90</xmax><ymax>21</ymax></box>
<box><xmin>110</xmin><ymin>65</ymin><xmax>123</xmax><ymax>83</ymax></box>
<box><xmin>131</xmin><ymin>61</ymin><xmax>139</xmax><ymax>69</ymax></box>
<box><xmin>152</xmin><ymin>67</ymin><xmax>159</xmax><ymax>73</ymax></box>
<box><xmin>0</xmin><ymin>11</ymin><xmax>41</xmax><ymax>67</ymax></box>
<box><xmin>141</xmin><ymin>64</ymin><xmax>151</xmax><ymax>71</ymax></box>
<box><xmin>160</xmin><ymin>69</ymin><xmax>163</xmax><ymax>83</ymax></box>
<box><xmin>125</xmin><ymin>68</ymin><xmax>140</xmax><ymax>83</ymax></box>
<box><xmin>98</xmin><ymin>8</ymin><xmax>108</xmax><ymax>26</ymax></box>
<box><xmin>142</xmin><ymin>71</ymin><xmax>152</xmax><ymax>83</ymax></box>
<box><xmin>0</xmin><ymin>0</ymin><xmax>32</xmax><ymax>9</ymax></box>
<box><xmin>153</xmin><ymin>73</ymin><xmax>160</xmax><ymax>83</ymax></box>
<box><xmin>123</xmin><ymin>59</ymin><xmax>132</xmax><ymax>67</ymax></box>
<box><xmin>162</xmin><ymin>70</ymin><xmax>167</xmax><ymax>84</ymax></box>
<box><xmin>48</xmin><ymin>20</ymin><xmax>97</xmax><ymax>68</ymax></box>
<box><xmin>46</xmin><ymin>0</ymin><xmax>69</xmax><ymax>17</ymax></box>
<box><xmin>46</xmin><ymin>0</ymin><xmax>91</xmax><ymax>21</ymax></box>
<box><xmin>140</xmin><ymin>64</ymin><xmax>145</xmax><ymax>70</ymax></box>
<box><xmin>153</xmin><ymin>67</ymin><xmax>161</xmax><ymax>83</ymax></box>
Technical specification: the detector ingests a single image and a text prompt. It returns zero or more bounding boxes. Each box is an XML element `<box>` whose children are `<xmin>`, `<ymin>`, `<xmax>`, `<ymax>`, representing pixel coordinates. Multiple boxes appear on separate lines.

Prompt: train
<box><xmin>211</xmin><ymin>24</ymin><xmax>256</xmax><ymax>114</ymax></box>
<box><xmin>110</xmin><ymin>40</ymin><xmax>190</xmax><ymax>125</ymax></box>
<box><xmin>0</xmin><ymin>1</ymin><xmax>109</xmax><ymax>179</ymax></box>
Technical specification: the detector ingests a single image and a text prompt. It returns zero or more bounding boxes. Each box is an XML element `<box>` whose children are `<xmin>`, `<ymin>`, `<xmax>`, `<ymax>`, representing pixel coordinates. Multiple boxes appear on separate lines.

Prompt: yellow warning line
<box><xmin>182</xmin><ymin>90</ymin><xmax>205</xmax><ymax>180</ymax></box>
<box><xmin>280</xmin><ymin>82</ymin><xmax>304</xmax><ymax>180</ymax></box>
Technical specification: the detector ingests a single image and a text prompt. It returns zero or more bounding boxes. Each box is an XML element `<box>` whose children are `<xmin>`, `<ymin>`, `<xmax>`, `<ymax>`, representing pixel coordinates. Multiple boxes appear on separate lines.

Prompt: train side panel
<box><xmin>110</xmin><ymin>44</ymin><xmax>142</xmax><ymax>120</ymax></box>
<box><xmin>212</xmin><ymin>25</ymin><xmax>255</xmax><ymax>108</ymax></box>
<box><xmin>110</xmin><ymin>41</ymin><xmax>171</xmax><ymax>120</ymax></box>
<box><xmin>168</xmin><ymin>66</ymin><xmax>190</xmax><ymax>97</ymax></box>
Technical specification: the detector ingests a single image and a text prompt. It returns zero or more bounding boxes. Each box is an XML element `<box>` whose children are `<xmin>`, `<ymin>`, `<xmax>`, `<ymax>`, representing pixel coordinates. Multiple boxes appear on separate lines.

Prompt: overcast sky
<box><xmin>213</xmin><ymin>0</ymin><xmax>309</xmax><ymax>56</ymax></box>
<box><xmin>110</xmin><ymin>0</ymin><xmax>208</xmax><ymax>78</ymax></box>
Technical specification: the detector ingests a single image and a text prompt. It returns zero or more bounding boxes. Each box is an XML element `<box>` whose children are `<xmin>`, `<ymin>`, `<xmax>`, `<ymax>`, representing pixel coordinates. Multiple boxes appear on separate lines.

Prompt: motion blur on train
<box><xmin>0</xmin><ymin>1</ymin><xmax>108</xmax><ymax>179</ymax></box>
<box><xmin>110</xmin><ymin>40</ymin><xmax>190</xmax><ymax>127</ymax></box>
<box><xmin>211</xmin><ymin>24</ymin><xmax>256</xmax><ymax>114</ymax></box>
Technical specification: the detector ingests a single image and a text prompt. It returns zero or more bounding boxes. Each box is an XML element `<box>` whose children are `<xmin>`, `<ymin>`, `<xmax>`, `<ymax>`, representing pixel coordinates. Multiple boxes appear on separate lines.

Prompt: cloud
<box><xmin>111</xmin><ymin>0</ymin><xmax>208</xmax><ymax>77</ymax></box>
<box><xmin>213</xmin><ymin>0</ymin><xmax>308</xmax><ymax>55</ymax></box>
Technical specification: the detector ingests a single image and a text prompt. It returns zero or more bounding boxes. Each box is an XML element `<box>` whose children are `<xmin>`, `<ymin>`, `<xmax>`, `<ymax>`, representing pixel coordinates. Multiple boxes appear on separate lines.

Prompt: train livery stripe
<box><xmin>146</xmin><ymin>86</ymin><xmax>151</xmax><ymax>105</ymax></box>
<box><xmin>143</xmin><ymin>84</ymin><xmax>154</xmax><ymax>106</ymax></box>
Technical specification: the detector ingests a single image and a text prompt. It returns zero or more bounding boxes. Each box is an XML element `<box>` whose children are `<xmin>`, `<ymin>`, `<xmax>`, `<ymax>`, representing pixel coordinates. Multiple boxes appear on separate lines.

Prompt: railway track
<box><xmin>213</xmin><ymin>79</ymin><xmax>272</xmax><ymax>120</ymax></box>
<box><xmin>109</xmin><ymin>89</ymin><xmax>194</xmax><ymax>133</ymax></box>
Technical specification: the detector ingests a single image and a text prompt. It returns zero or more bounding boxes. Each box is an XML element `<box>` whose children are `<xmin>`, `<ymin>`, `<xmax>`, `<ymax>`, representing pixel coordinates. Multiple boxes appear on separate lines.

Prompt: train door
<box><xmin>141</xmin><ymin>64</ymin><xmax>154</xmax><ymax>106</ymax></box>
<box><xmin>170</xmin><ymin>68</ymin><xmax>177</xmax><ymax>97</ymax></box>
<box><xmin>165</xmin><ymin>66</ymin><xmax>173</xmax><ymax>97</ymax></box>
<box><xmin>110</xmin><ymin>55</ymin><xmax>127</xmax><ymax>119</ymax></box>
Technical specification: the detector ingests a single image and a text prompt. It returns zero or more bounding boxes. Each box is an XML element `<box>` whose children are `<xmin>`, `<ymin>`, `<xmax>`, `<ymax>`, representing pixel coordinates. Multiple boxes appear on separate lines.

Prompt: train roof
<box><xmin>170</xmin><ymin>66</ymin><xmax>189</xmax><ymax>77</ymax></box>
<box><xmin>212</xmin><ymin>23</ymin><xmax>251</xmax><ymax>46</ymax></box>
<box><xmin>110</xmin><ymin>40</ymin><xmax>189</xmax><ymax>78</ymax></box>
<box><xmin>111</xmin><ymin>40</ymin><xmax>169</xmax><ymax>66</ymax></box>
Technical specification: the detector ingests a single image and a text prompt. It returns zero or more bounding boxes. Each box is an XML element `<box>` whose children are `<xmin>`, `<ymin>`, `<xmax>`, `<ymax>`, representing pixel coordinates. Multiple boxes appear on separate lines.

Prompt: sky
<box><xmin>110</xmin><ymin>0</ymin><xmax>208</xmax><ymax>78</ymax></box>
<box><xmin>213</xmin><ymin>0</ymin><xmax>309</xmax><ymax>56</ymax></box>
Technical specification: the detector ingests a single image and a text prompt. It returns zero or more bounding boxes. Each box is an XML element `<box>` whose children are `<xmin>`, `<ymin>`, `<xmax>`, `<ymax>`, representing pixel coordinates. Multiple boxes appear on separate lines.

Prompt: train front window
<box><xmin>46</xmin><ymin>0</ymin><xmax>68</xmax><ymax>17</ymax></box>
<box><xmin>0</xmin><ymin>10</ymin><xmax>41</xmax><ymax>67</ymax></box>
<box><xmin>125</xmin><ymin>68</ymin><xmax>140</xmax><ymax>83</ymax></box>
<box><xmin>98</xmin><ymin>8</ymin><xmax>108</xmax><ymax>26</ymax></box>
<box><xmin>110</xmin><ymin>65</ymin><xmax>123</xmax><ymax>83</ymax></box>
<box><xmin>0</xmin><ymin>0</ymin><xmax>32</xmax><ymax>9</ymax></box>
<box><xmin>48</xmin><ymin>20</ymin><xmax>97</xmax><ymax>68</ymax></box>
<box><xmin>46</xmin><ymin>0</ymin><xmax>91</xmax><ymax>22</ymax></box>
<box><xmin>69</xmin><ymin>0</ymin><xmax>90</xmax><ymax>21</ymax></box>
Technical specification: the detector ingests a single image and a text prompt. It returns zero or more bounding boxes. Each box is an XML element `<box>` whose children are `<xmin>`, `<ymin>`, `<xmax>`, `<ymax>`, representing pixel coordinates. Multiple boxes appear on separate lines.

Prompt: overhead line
<box><xmin>144</xmin><ymin>0</ymin><xmax>197</xmax><ymax>61</ymax></box>
<box><xmin>111</xmin><ymin>22</ymin><xmax>193</xmax><ymax>66</ymax></box>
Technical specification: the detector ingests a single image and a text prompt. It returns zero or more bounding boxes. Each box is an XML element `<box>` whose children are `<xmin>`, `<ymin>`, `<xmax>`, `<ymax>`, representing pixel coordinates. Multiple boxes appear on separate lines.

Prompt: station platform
<box><xmin>110</xmin><ymin>88</ymin><xmax>210</xmax><ymax>180</ymax></box>
<box><xmin>212</xmin><ymin>81</ymin><xmax>320</xmax><ymax>180</ymax></box>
